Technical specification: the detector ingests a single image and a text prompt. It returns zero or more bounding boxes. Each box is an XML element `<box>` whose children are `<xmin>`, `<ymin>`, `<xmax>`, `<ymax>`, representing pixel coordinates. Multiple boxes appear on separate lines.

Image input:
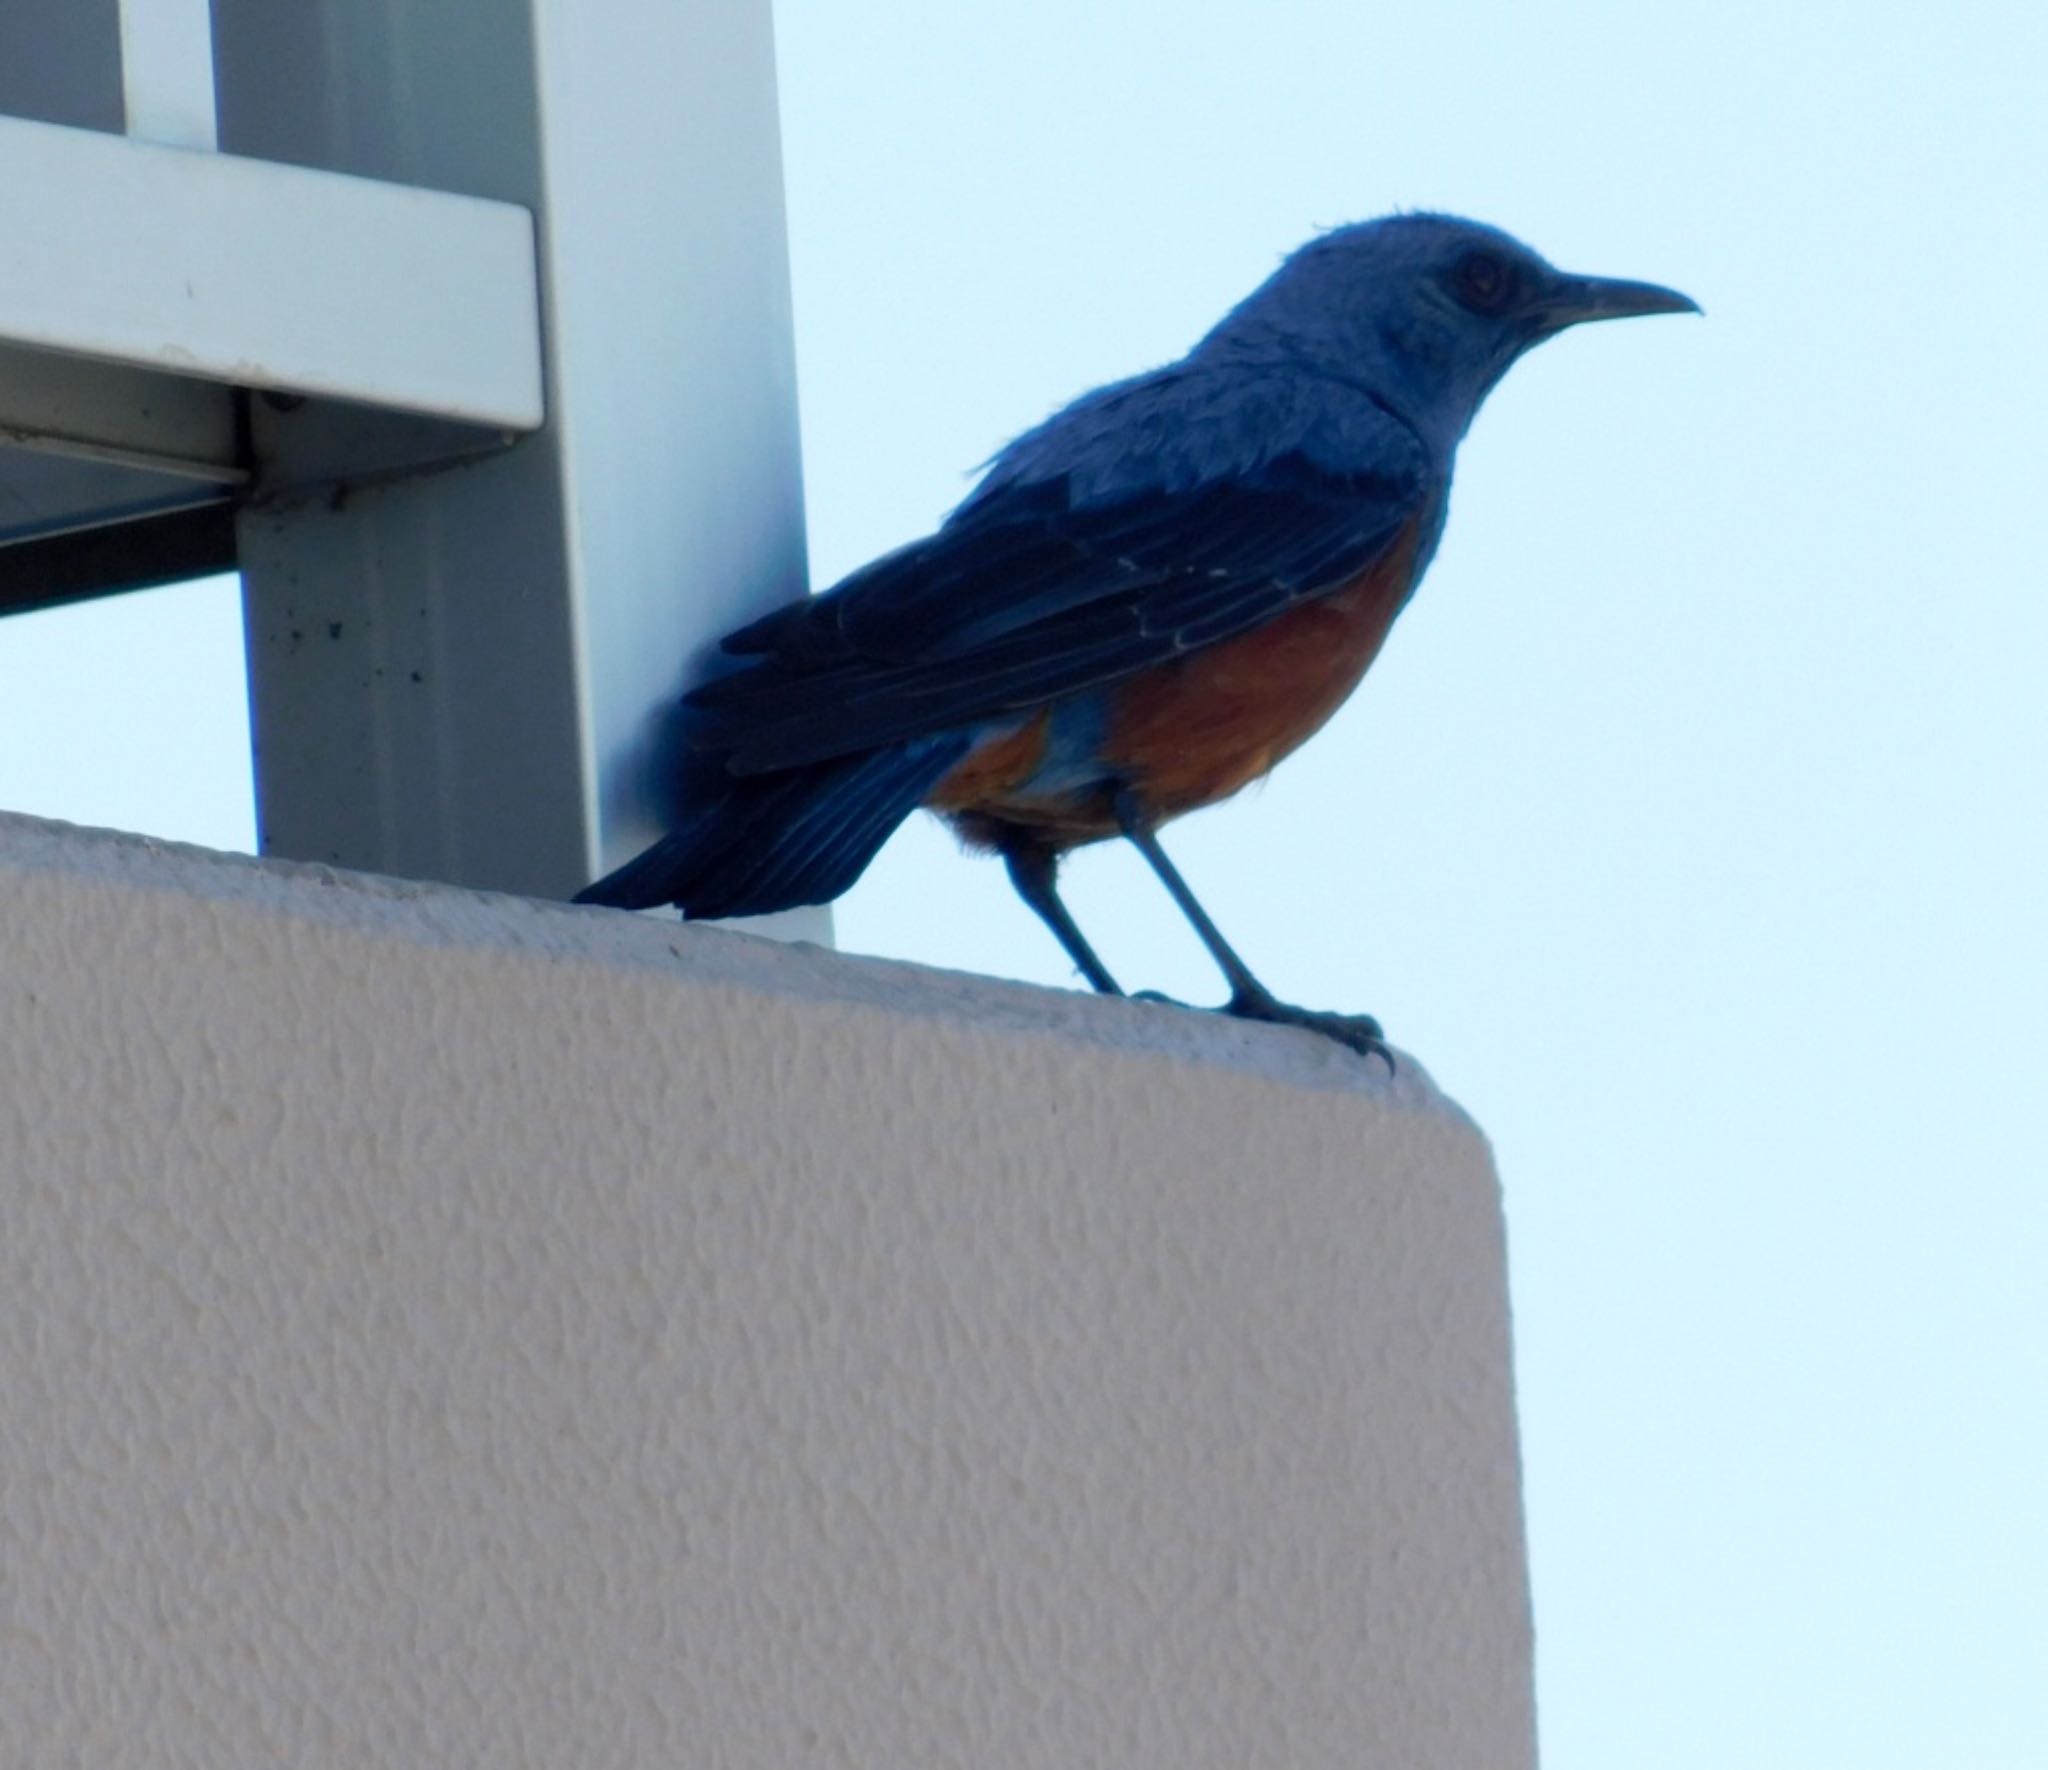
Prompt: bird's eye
<box><xmin>1453</xmin><ymin>249</ymin><xmax>1514</xmax><ymax>310</ymax></box>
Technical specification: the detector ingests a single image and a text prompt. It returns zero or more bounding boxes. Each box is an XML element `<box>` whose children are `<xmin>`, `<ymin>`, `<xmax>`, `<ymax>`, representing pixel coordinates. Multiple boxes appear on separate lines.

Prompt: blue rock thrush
<box><xmin>577</xmin><ymin>214</ymin><xmax>1697</xmax><ymax>1061</ymax></box>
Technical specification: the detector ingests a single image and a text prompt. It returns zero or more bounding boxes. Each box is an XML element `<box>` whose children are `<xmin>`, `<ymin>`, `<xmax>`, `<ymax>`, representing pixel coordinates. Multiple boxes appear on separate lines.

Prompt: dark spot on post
<box><xmin>409</xmin><ymin>671</ymin><xmax>424</xmax><ymax>684</ymax></box>
<box><xmin>328</xmin><ymin>621</ymin><xmax>343</xmax><ymax>641</ymax></box>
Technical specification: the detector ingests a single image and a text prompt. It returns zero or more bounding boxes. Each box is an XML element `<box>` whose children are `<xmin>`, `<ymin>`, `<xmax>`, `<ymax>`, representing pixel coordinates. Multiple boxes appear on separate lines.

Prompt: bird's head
<box><xmin>1198</xmin><ymin>213</ymin><xmax>1697</xmax><ymax>454</ymax></box>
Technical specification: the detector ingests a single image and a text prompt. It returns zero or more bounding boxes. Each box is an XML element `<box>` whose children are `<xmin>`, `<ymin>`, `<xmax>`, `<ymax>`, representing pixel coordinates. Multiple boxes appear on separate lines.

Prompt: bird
<box><xmin>576</xmin><ymin>213</ymin><xmax>1696</xmax><ymax>1062</ymax></box>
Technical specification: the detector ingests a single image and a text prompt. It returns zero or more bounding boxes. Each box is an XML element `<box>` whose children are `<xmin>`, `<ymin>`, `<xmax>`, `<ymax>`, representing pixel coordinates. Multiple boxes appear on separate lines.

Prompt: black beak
<box><xmin>1531</xmin><ymin>272</ymin><xmax>1701</xmax><ymax>331</ymax></box>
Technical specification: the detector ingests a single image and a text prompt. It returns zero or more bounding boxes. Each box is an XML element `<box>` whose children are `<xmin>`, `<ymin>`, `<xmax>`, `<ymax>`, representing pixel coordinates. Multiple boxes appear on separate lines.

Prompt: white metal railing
<box><xmin>0</xmin><ymin>0</ymin><xmax>821</xmax><ymax>933</ymax></box>
<box><xmin>117</xmin><ymin>0</ymin><xmax>216</xmax><ymax>147</ymax></box>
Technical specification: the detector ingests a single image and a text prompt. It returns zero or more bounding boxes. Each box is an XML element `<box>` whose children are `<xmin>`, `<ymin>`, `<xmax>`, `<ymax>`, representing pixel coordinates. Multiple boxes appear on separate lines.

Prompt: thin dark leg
<box><xmin>1112</xmin><ymin>797</ymin><xmax>1273</xmax><ymax>1005</ymax></box>
<box><xmin>1003</xmin><ymin>842</ymin><xmax>1125</xmax><ymax>996</ymax></box>
<box><xmin>1112</xmin><ymin>790</ymin><xmax>1390</xmax><ymax>1068</ymax></box>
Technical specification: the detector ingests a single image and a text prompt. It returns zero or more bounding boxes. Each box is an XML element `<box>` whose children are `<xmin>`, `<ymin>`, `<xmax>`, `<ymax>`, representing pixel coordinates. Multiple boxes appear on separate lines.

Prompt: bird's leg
<box><xmin>1003</xmin><ymin>842</ymin><xmax>1125</xmax><ymax>996</ymax></box>
<box><xmin>1112</xmin><ymin>790</ymin><xmax>1391</xmax><ymax>1069</ymax></box>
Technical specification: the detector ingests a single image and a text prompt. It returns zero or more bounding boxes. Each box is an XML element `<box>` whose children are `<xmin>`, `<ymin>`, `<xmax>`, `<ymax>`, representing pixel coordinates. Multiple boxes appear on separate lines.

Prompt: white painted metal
<box><xmin>118</xmin><ymin>0</ymin><xmax>217</xmax><ymax>148</ymax></box>
<box><xmin>0</xmin><ymin>114</ymin><xmax>542</xmax><ymax>429</ymax></box>
<box><xmin>216</xmin><ymin>0</ymin><xmax>825</xmax><ymax>934</ymax></box>
<box><xmin>0</xmin><ymin>1</ymin><xmax>233</xmax><ymax>579</ymax></box>
<box><xmin>0</xmin><ymin>343</ymin><xmax>239</xmax><ymax>482</ymax></box>
<box><xmin>0</xmin><ymin>0</ymin><xmax>809</xmax><ymax>929</ymax></box>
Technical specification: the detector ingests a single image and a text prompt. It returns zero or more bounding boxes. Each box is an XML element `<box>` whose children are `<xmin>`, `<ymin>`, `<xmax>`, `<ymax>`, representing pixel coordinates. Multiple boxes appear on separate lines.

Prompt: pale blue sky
<box><xmin>0</xmin><ymin>2</ymin><xmax>2041</xmax><ymax>1762</ymax></box>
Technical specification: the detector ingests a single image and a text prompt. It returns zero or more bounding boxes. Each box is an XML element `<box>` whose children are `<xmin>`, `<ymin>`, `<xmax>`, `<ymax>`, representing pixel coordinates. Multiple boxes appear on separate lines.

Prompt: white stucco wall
<box><xmin>0</xmin><ymin>812</ymin><xmax>1533</xmax><ymax>1768</ymax></box>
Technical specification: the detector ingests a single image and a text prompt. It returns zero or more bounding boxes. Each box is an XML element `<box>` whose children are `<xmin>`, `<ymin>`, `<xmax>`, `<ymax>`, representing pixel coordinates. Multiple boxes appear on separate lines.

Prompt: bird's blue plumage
<box><xmin>572</xmin><ymin>736</ymin><xmax>971</xmax><ymax>920</ymax></box>
<box><xmin>961</xmin><ymin>359</ymin><xmax>1425</xmax><ymax>511</ymax></box>
<box><xmin>576</xmin><ymin>212</ymin><xmax>1696</xmax><ymax>931</ymax></box>
<box><xmin>695</xmin><ymin>447</ymin><xmax>1427</xmax><ymax>774</ymax></box>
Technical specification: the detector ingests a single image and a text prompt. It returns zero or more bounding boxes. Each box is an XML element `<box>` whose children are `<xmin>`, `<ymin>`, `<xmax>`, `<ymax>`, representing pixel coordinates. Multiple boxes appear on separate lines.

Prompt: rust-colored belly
<box><xmin>927</xmin><ymin>526</ymin><xmax>1419</xmax><ymax>848</ymax></box>
<box><xmin>1100</xmin><ymin>545</ymin><xmax>1414</xmax><ymax>820</ymax></box>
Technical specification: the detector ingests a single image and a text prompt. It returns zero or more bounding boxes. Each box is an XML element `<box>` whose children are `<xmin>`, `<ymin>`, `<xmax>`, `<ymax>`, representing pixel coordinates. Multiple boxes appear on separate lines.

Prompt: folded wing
<box><xmin>691</xmin><ymin>449</ymin><xmax>1426</xmax><ymax>776</ymax></box>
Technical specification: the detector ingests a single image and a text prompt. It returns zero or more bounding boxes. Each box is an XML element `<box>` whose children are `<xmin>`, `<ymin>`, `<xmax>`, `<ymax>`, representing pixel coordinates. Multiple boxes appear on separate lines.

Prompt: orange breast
<box><xmin>927</xmin><ymin>519</ymin><xmax>1421</xmax><ymax>849</ymax></box>
<box><xmin>1098</xmin><ymin>525</ymin><xmax>1420</xmax><ymax>820</ymax></box>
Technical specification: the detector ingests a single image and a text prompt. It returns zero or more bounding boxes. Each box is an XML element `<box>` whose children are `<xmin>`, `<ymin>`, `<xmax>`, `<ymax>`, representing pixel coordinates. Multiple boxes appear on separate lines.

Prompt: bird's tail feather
<box><xmin>574</xmin><ymin>736</ymin><xmax>971</xmax><ymax>920</ymax></box>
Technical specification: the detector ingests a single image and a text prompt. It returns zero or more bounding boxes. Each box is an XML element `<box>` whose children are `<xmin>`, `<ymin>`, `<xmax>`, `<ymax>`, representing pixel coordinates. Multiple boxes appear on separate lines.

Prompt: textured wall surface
<box><xmin>0</xmin><ymin>812</ymin><xmax>1533</xmax><ymax>1768</ymax></box>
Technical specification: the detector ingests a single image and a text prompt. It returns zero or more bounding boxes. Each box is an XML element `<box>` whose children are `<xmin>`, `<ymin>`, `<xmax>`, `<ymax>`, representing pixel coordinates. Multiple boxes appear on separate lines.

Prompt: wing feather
<box><xmin>690</xmin><ymin>450</ymin><xmax>1425</xmax><ymax>775</ymax></box>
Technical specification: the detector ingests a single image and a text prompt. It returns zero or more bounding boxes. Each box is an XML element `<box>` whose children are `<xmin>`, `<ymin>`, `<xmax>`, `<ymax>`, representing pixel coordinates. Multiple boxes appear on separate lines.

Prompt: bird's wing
<box><xmin>690</xmin><ymin>449</ymin><xmax>1427</xmax><ymax>776</ymax></box>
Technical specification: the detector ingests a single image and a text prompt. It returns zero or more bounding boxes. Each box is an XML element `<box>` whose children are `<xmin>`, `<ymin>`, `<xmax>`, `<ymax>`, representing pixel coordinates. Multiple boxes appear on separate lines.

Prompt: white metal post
<box><xmin>212</xmin><ymin>0</ymin><xmax>823</xmax><ymax>931</ymax></box>
<box><xmin>118</xmin><ymin>0</ymin><xmax>216</xmax><ymax>148</ymax></box>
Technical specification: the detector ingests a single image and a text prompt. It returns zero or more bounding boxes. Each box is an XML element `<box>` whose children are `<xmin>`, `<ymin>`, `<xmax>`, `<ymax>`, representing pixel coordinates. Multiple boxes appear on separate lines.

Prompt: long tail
<box><xmin>574</xmin><ymin>735</ymin><xmax>971</xmax><ymax>920</ymax></box>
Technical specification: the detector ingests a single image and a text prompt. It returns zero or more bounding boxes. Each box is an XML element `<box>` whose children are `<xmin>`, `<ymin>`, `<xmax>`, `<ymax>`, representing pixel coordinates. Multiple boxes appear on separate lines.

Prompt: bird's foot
<box><xmin>1224</xmin><ymin>988</ymin><xmax>1394</xmax><ymax>1073</ymax></box>
<box><xmin>1130</xmin><ymin>988</ymin><xmax>1393</xmax><ymax>1073</ymax></box>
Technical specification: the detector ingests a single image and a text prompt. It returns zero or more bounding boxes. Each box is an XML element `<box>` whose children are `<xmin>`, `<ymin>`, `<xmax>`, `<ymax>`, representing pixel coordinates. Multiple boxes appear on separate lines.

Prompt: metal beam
<box><xmin>0</xmin><ymin>114</ymin><xmax>542</xmax><ymax>430</ymax></box>
<box><xmin>0</xmin><ymin>343</ymin><xmax>241</xmax><ymax>482</ymax></box>
<box><xmin>0</xmin><ymin>502</ymin><xmax>235</xmax><ymax>616</ymax></box>
<box><xmin>213</xmin><ymin>0</ymin><xmax>822</xmax><ymax>935</ymax></box>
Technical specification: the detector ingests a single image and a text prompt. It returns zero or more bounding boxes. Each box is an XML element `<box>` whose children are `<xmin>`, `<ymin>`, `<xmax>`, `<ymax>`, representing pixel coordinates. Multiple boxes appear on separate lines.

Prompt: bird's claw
<box><xmin>1126</xmin><ymin>985</ymin><xmax>1394</xmax><ymax>1073</ymax></box>
<box><xmin>1224</xmin><ymin>990</ymin><xmax>1395</xmax><ymax>1074</ymax></box>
